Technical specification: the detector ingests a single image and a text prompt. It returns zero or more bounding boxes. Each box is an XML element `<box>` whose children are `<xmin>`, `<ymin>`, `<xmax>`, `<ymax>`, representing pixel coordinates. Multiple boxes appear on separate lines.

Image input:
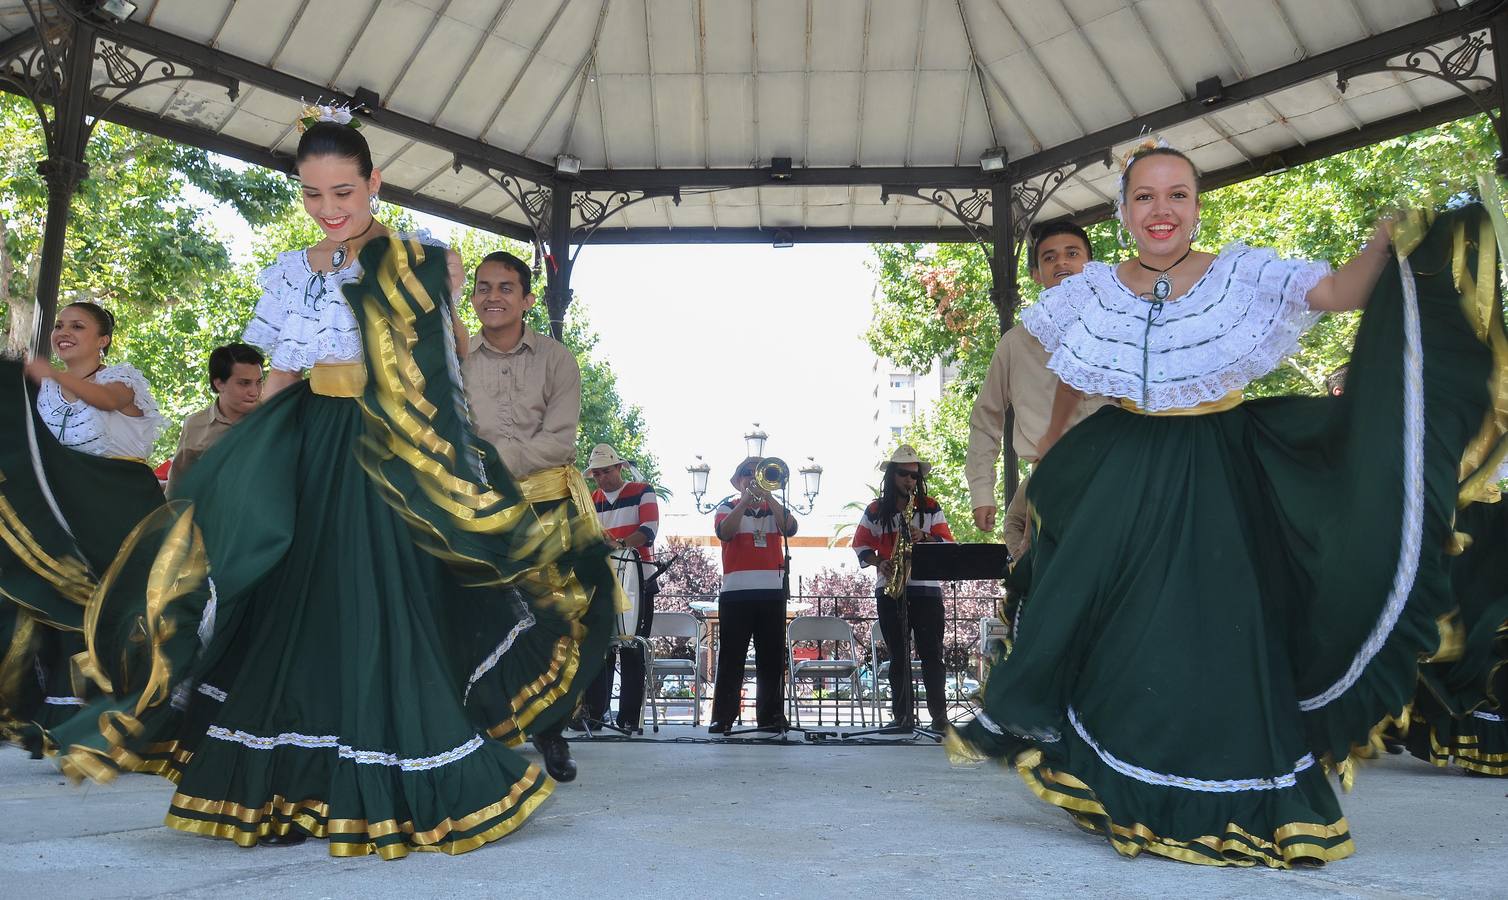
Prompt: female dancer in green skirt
<box><xmin>0</xmin><ymin>302</ymin><xmax>164</xmax><ymax>747</ymax></box>
<box><xmin>951</xmin><ymin>143</ymin><xmax>1508</xmax><ymax>867</ymax></box>
<box><xmin>1</xmin><ymin>111</ymin><xmax>615</xmax><ymax>858</ymax></box>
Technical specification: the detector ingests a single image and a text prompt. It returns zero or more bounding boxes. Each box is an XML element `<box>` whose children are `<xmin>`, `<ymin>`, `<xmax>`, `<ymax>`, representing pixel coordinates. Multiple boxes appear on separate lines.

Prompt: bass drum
<box><xmin>610</xmin><ymin>550</ymin><xmax>642</xmax><ymax>641</ymax></box>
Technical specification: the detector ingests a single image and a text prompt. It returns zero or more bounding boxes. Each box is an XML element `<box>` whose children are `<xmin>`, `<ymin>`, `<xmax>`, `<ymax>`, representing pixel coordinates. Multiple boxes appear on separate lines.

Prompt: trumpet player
<box><xmin>708</xmin><ymin>456</ymin><xmax>799</xmax><ymax>734</ymax></box>
<box><xmin>854</xmin><ymin>445</ymin><xmax>955</xmax><ymax>731</ymax></box>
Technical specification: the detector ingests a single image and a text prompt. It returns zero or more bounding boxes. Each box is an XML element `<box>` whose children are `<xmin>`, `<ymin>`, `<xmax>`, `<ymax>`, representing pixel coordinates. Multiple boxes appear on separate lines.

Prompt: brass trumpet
<box><xmin>753</xmin><ymin>457</ymin><xmax>789</xmax><ymax>493</ymax></box>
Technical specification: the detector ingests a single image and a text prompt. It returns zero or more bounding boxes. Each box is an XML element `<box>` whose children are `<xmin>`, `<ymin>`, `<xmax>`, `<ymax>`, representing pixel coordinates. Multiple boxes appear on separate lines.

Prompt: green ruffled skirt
<box><xmin>2</xmin><ymin>236</ymin><xmax>615</xmax><ymax>858</ymax></box>
<box><xmin>1407</xmin><ymin>498</ymin><xmax>1508</xmax><ymax>776</ymax></box>
<box><xmin>954</xmin><ymin>202</ymin><xmax>1508</xmax><ymax>867</ymax></box>
<box><xmin>0</xmin><ymin>365</ymin><xmax>164</xmax><ymax>744</ymax></box>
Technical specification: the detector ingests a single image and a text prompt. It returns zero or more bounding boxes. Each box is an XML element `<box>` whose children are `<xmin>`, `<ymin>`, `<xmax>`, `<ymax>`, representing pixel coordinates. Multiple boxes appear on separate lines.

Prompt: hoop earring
<box><xmin>1116</xmin><ymin>221</ymin><xmax>1131</xmax><ymax>249</ymax></box>
<box><xmin>1190</xmin><ymin>219</ymin><xmax>1201</xmax><ymax>244</ymax></box>
<box><xmin>369</xmin><ymin>193</ymin><xmax>380</xmax><ymax>216</ymax></box>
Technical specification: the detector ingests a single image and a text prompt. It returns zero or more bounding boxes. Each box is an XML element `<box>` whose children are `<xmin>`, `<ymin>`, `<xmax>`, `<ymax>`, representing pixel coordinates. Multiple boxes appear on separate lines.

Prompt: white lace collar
<box><xmin>1021</xmin><ymin>244</ymin><xmax>1330</xmax><ymax>412</ymax></box>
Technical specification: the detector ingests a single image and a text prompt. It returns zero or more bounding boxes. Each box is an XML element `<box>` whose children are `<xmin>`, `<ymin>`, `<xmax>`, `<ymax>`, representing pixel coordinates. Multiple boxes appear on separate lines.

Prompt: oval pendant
<box><xmin>1153</xmin><ymin>274</ymin><xmax>1172</xmax><ymax>301</ymax></box>
<box><xmin>331</xmin><ymin>244</ymin><xmax>348</xmax><ymax>270</ymax></box>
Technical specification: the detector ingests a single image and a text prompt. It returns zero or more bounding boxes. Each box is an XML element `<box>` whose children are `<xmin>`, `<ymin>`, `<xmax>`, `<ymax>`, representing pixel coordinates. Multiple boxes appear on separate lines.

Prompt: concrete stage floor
<box><xmin>1</xmin><ymin>728</ymin><xmax>1502</xmax><ymax>899</ymax></box>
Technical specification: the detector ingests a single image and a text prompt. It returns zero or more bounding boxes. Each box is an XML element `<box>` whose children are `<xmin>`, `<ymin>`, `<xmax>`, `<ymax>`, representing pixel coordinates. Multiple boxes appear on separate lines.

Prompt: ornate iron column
<box><xmin>545</xmin><ymin>180</ymin><xmax>573</xmax><ymax>341</ymax></box>
<box><xmin>989</xmin><ymin>178</ymin><xmax>1019</xmax><ymax>501</ymax></box>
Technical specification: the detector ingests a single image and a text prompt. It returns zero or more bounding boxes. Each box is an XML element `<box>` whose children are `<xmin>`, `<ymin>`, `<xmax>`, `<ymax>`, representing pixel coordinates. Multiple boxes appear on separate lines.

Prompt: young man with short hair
<box><xmin>165</xmin><ymin>342</ymin><xmax>264</xmax><ymax>497</ymax></box>
<box><xmin>966</xmin><ymin>222</ymin><xmax>1111</xmax><ymax>548</ymax></box>
<box><xmin>461</xmin><ymin>250</ymin><xmax>614</xmax><ymax>783</ymax></box>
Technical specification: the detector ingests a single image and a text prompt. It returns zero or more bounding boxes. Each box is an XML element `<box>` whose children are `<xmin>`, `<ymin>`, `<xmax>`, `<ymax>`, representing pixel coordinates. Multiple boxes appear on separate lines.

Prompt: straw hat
<box><xmin>585</xmin><ymin>443</ymin><xmax>628</xmax><ymax>471</ymax></box>
<box><xmin>879</xmin><ymin>443</ymin><xmax>932</xmax><ymax>476</ymax></box>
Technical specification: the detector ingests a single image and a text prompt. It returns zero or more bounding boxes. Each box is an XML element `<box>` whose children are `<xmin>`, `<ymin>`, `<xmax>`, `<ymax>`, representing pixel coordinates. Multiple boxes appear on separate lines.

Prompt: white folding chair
<box><xmin>870</xmin><ymin>620</ymin><xmax>925</xmax><ymax>725</ymax></box>
<box><xmin>786</xmin><ymin>616</ymin><xmax>865</xmax><ymax>728</ymax></box>
<box><xmin>647</xmin><ymin>612</ymin><xmax>703</xmax><ymax>731</ymax></box>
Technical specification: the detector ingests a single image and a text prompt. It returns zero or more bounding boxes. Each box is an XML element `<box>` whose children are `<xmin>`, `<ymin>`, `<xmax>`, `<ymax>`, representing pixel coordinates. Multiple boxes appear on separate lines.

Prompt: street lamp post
<box><xmin>688</xmin><ymin>425</ymin><xmax>822</xmax><ymax>514</ymax></box>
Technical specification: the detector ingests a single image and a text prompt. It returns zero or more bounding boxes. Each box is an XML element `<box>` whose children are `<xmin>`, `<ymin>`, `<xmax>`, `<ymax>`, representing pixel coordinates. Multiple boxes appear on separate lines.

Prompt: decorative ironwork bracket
<box><xmin>1008</xmin><ymin>156</ymin><xmax>1103</xmax><ymax>249</ymax></box>
<box><xmin>1337</xmin><ymin>30</ymin><xmax>1496</xmax><ymax>121</ymax></box>
<box><xmin>570</xmin><ymin>187</ymin><xmax>680</xmax><ymax>260</ymax></box>
<box><xmin>0</xmin><ymin>2</ymin><xmax>238</xmax><ymax>165</ymax></box>
<box><xmin>879</xmin><ymin>186</ymin><xmax>993</xmax><ymax>249</ymax></box>
<box><xmin>91</xmin><ymin>38</ymin><xmax>239</xmax><ymax>122</ymax></box>
<box><xmin>454</xmin><ymin>156</ymin><xmax>554</xmax><ymax>260</ymax></box>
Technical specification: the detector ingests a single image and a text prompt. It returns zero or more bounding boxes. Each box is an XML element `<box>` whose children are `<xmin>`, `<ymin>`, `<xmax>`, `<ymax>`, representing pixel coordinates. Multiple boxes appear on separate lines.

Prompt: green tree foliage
<box><xmin>0</xmin><ymin>95</ymin><xmax>297</xmax><ymax>458</ymax></box>
<box><xmin>869</xmin><ymin>115</ymin><xmax>1498</xmax><ymax>529</ymax></box>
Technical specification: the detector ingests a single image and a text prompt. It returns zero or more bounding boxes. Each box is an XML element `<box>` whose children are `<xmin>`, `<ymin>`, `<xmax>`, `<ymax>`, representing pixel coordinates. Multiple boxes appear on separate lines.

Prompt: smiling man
<box><xmin>461</xmin><ymin>250</ymin><xmax>605</xmax><ymax>785</ymax></box>
<box><xmin>965</xmin><ymin>222</ymin><xmax>1110</xmax><ymax>555</ymax></box>
<box><xmin>165</xmin><ymin>342</ymin><xmax>264</xmax><ymax>497</ymax></box>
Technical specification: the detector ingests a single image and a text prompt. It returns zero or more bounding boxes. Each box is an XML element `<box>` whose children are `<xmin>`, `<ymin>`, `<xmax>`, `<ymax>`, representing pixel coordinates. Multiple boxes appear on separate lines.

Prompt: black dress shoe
<box><xmin>756</xmin><ymin>717</ymin><xmax>790</xmax><ymax>732</ymax></box>
<box><xmin>928</xmin><ymin>717</ymin><xmax>951</xmax><ymax>733</ymax></box>
<box><xmin>19</xmin><ymin>727</ymin><xmax>45</xmax><ymax>760</ymax></box>
<box><xmin>707</xmin><ymin>721</ymin><xmax>730</xmax><ymax>735</ymax></box>
<box><xmin>531</xmin><ymin>733</ymin><xmax>578</xmax><ymax>783</ymax></box>
<box><xmin>260</xmin><ymin>830</ymin><xmax>308</xmax><ymax>846</ymax></box>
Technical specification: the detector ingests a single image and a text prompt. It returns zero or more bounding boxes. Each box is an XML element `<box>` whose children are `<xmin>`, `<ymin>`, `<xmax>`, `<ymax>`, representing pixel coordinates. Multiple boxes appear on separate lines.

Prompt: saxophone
<box><xmin>884</xmin><ymin>492</ymin><xmax>916</xmax><ymax>601</ymax></box>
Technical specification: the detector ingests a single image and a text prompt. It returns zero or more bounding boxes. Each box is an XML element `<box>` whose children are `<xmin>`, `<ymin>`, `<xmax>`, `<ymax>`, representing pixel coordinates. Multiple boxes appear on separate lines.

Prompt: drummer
<box><xmin>581</xmin><ymin>443</ymin><xmax>661</xmax><ymax>732</ymax></box>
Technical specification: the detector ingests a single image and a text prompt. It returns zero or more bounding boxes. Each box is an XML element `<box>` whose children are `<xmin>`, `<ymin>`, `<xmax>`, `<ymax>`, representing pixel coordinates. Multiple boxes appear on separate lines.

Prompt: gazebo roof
<box><xmin>1</xmin><ymin>0</ymin><xmax>1500</xmax><ymax>244</ymax></box>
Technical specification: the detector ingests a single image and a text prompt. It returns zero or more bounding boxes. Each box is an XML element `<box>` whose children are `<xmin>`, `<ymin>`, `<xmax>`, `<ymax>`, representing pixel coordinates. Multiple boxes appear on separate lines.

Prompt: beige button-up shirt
<box><xmin>965</xmin><ymin>324</ymin><xmax>1111</xmax><ymax>510</ymax></box>
<box><xmin>462</xmin><ymin>326</ymin><xmax>581</xmax><ymax>478</ymax></box>
<box><xmin>165</xmin><ymin>400</ymin><xmax>236</xmax><ymax>497</ymax></box>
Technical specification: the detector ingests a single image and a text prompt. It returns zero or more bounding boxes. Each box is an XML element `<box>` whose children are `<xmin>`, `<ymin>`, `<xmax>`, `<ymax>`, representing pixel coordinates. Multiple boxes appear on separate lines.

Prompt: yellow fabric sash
<box><xmin>517</xmin><ymin>465</ymin><xmax>595</xmax><ymax>513</ymax></box>
<box><xmin>309</xmin><ymin>362</ymin><xmax>368</xmax><ymax>398</ymax></box>
<box><xmin>1117</xmin><ymin>390</ymin><xmax>1244</xmax><ymax>417</ymax></box>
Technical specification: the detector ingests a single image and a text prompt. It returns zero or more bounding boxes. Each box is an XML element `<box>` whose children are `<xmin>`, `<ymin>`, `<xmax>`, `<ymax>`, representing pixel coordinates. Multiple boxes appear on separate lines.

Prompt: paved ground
<box><xmin>1</xmin><ymin>728</ymin><xmax>1502</xmax><ymax>899</ymax></box>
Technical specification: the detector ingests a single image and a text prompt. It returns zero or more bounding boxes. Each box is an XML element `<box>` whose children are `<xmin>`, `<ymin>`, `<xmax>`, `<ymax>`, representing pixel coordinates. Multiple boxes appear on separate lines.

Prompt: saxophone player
<box><xmin>853</xmin><ymin>445</ymin><xmax>955</xmax><ymax>731</ymax></box>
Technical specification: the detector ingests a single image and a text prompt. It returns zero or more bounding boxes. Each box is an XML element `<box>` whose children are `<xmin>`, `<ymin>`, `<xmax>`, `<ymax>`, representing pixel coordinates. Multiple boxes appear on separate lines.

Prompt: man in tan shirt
<box><xmin>461</xmin><ymin>250</ymin><xmax>608</xmax><ymax>786</ymax></box>
<box><xmin>462</xmin><ymin>256</ymin><xmax>581</xmax><ymax>477</ymax></box>
<box><xmin>966</xmin><ymin>222</ymin><xmax>1110</xmax><ymax>541</ymax></box>
<box><xmin>165</xmin><ymin>342</ymin><xmax>264</xmax><ymax>497</ymax></box>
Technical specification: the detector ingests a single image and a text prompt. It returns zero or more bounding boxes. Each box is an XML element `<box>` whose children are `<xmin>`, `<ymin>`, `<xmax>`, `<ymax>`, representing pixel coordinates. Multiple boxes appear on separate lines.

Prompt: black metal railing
<box><xmin>609</xmin><ymin>587</ymin><xmax>1005</xmax><ymax>727</ymax></box>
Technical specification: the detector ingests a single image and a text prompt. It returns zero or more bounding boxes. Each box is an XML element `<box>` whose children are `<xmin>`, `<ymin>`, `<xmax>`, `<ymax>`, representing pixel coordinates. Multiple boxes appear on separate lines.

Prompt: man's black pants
<box><xmin>875</xmin><ymin>586</ymin><xmax>948</xmax><ymax>725</ymax></box>
<box><xmin>583</xmin><ymin>585</ymin><xmax>657</xmax><ymax>729</ymax></box>
<box><xmin>710</xmin><ymin>588</ymin><xmax>786</xmax><ymax>728</ymax></box>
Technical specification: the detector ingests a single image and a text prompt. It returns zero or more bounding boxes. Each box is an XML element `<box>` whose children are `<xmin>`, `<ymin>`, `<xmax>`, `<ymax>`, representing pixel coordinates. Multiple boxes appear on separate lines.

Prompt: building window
<box><xmin>891</xmin><ymin>427</ymin><xmax>904</xmax><ymax>440</ymax></box>
<box><xmin>890</xmin><ymin>400</ymin><xmax>914</xmax><ymax>417</ymax></box>
<box><xmin>889</xmin><ymin>373</ymin><xmax>914</xmax><ymax>389</ymax></box>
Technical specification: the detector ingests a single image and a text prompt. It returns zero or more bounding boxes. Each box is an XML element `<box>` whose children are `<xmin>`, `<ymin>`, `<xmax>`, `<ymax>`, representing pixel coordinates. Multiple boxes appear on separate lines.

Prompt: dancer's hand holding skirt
<box><xmin>953</xmin><ymin>201</ymin><xmax>1508</xmax><ymax>867</ymax></box>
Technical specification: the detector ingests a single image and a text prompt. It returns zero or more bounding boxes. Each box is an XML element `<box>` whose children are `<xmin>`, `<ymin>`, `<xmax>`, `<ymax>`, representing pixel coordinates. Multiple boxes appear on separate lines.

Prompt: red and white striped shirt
<box><xmin>592</xmin><ymin>481</ymin><xmax>658</xmax><ymax>561</ymax></box>
<box><xmin>715</xmin><ymin>499</ymin><xmax>798</xmax><ymax>593</ymax></box>
<box><xmin>852</xmin><ymin>495</ymin><xmax>954</xmax><ymax>590</ymax></box>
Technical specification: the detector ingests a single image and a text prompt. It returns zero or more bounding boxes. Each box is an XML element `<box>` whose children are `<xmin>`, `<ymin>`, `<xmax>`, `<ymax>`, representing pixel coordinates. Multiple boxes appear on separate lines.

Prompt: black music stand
<box><xmin>909</xmin><ymin>542</ymin><xmax>1011</xmax><ymax>582</ymax></box>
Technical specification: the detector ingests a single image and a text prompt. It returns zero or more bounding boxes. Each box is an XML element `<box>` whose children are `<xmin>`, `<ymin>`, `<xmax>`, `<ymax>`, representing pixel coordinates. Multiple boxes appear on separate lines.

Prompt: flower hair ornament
<box><xmin>295</xmin><ymin>99</ymin><xmax>363</xmax><ymax>133</ymax></box>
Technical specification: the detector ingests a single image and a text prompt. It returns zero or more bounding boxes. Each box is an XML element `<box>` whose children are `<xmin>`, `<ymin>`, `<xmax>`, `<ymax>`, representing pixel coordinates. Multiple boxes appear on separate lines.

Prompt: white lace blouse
<box><xmin>243</xmin><ymin>231</ymin><xmax>441</xmax><ymax>372</ymax></box>
<box><xmin>1021</xmin><ymin>244</ymin><xmax>1331</xmax><ymax>412</ymax></box>
<box><xmin>35</xmin><ymin>364</ymin><xmax>165</xmax><ymax>460</ymax></box>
